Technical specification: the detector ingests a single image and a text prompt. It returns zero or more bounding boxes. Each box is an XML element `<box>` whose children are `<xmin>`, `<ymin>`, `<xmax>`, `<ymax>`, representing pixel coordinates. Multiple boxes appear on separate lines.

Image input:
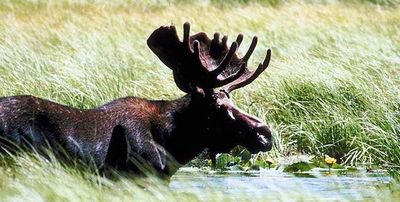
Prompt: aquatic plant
<box><xmin>283</xmin><ymin>162</ymin><xmax>314</xmax><ymax>173</ymax></box>
<box><xmin>325</xmin><ymin>155</ymin><xmax>337</xmax><ymax>174</ymax></box>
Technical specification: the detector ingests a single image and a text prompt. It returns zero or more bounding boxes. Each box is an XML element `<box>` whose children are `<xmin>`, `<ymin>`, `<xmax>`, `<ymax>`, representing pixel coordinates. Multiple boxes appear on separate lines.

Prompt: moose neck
<box><xmin>156</xmin><ymin>93</ymin><xmax>212</xmax><ymax>166</ymax></box>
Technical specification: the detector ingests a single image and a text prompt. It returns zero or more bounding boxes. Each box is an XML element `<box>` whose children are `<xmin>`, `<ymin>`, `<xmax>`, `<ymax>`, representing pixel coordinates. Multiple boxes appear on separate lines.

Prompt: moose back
<box><xmin>0</xmin><ymin>23</ymin><xmax>273</xmax><ymax>177</ymax></box>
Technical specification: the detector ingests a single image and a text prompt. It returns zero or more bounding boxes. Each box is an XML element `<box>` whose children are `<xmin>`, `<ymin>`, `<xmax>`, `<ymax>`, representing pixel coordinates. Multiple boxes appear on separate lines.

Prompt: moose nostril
<box><xmin>256</xmin><ymin>125</ymin><xmax>272</xmax><ymax>139</ymax></box>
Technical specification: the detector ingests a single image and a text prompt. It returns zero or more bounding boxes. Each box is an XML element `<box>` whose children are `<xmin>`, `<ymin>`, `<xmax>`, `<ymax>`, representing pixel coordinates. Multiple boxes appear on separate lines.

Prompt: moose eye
<box><xmin>214</xmin><ymin>100</ymin><xmax>223</xmax><ymax>109</ymax></box>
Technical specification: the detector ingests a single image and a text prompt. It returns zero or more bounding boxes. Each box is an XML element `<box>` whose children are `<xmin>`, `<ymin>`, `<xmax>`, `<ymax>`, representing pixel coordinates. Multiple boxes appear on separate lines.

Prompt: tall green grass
<box><xmin>0</xmin><ymin>0</ymin><xmax>400</xmax><ymax>200</ymax></box>
<box><xmin>0</xmin><ymin>152</ymin><xmax>200</xmax><ymax>201</ymax></box>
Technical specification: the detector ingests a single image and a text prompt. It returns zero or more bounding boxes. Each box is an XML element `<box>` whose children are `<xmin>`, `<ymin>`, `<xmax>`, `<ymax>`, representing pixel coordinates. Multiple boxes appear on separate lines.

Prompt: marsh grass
<box><xmin>0</xmin><ymin>0</ymin><xmax>399</xmax><ymax>200</ymax></box>
<box><xmin>0</xmin><ymin>152</ymin><xmax>201</xmax><ymax>201</ymax></box>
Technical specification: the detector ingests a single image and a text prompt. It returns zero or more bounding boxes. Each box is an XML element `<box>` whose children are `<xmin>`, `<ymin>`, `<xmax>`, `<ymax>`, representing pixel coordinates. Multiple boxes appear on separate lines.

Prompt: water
<box><xmin>170</xmin><ymin>168</ymin><xmax>392</xmax><ymax>201</ymax></box>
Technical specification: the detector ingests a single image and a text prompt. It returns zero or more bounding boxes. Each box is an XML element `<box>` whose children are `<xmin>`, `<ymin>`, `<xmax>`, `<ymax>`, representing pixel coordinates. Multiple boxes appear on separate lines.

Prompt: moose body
<box><xmin>0</xmin><ymin>23</ymin><xmax>273</xmax><ymax>177</ymax></box>
<box><xmin>0</xmin><ymin>95</ymin><xmax>181</xmax><ymax>173</ymax></box>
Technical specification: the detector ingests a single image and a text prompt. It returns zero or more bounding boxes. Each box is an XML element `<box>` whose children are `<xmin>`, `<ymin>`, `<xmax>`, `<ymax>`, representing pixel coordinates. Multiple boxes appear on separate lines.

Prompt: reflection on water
<box><xmin>170</xmin><ymin>168</ymin><xmax>391</xmax><ymax>201</ymax></box>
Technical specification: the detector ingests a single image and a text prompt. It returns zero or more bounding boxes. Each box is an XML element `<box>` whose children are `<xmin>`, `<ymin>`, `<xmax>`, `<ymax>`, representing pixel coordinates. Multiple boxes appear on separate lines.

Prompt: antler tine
<box><xmin>193</xmin><ymin>40</ymin><xmax>200</xmax><ymax>57</ymax></box>
<box><xmin>213</xmin><ymin>32</ymin><xmax>220</xmax><ymax>42</ymax></box>
<box><xmin>183</xmin><ymin>22</ymin><xmax>191</xmax><ymax>50</ymax></box>
<box><xmin>211</xmin><ymin>41</ymin><xmax>238</xmax><ymax>76</ymax></box>
<box><xmin>222</xmin><ymin>35</ymin><xmax>228</xmax><ymax>48</ymax></box>
<box><xmin>262</xmin><ymin>49</ymin><xmax>272</xmax><ymax>68</ymax></box>
<box><xmin>242</xmin><ymin>36</ymin><xmax>258</xmax><ymax>62</ymax></box>
<box><xmin>236</xmin><ymin>34</ymin><xmax>243</xmax><ymax>47</ymax></box>
<box><xmin>214</xmin><ymin>62</ymin><xmax>246</xmax><ymax>87</ymax></box>
<box><xmin>225</xmin><ymin>49</ymin><xmax>271</xmax><ymax>93</ymax></box>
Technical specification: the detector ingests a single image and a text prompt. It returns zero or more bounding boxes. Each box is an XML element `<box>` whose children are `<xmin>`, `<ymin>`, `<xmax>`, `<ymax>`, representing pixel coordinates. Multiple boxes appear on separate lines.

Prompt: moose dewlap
<box><xmin>0</xmin><ymin>23</ymin><xmax>272</xmax><ymax>177</ymax></box>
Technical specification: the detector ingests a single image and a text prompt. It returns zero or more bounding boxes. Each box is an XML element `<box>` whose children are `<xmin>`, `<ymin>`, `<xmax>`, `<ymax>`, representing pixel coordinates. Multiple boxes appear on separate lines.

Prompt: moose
<box><xmin>0</xmin><ymin>22</ymin><xmax>272</xmax><ymax>177</ymax></box>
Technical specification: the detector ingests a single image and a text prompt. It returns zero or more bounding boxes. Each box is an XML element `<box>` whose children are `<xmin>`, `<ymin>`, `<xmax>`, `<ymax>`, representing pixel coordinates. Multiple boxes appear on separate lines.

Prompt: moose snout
<box><xmin>223</xmin><ymin>96</ymin><xmax>273</xmax><ymax>153</ymax></box>
<box><xmin>254</xmin><ymin>124</ymin><xmax>273</xmax><ymax>152</ymax></box>
<box><xmin>237</xmin><ymin>111</ymin><xmax>273</xmax><ymax>153</ymax></box>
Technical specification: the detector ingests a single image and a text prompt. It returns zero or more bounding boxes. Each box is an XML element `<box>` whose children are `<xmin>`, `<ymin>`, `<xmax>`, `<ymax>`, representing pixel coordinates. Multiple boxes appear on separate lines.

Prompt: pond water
<box><xmin>170</xmin><ymin>168</ymin><xmax>392</xmax><ymax>201</ymax></box>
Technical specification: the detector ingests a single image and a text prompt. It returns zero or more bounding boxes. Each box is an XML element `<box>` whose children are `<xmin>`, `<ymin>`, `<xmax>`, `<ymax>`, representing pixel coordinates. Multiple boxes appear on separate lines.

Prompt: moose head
<box><xmin>147</xmin><ymin>22</ymin><xmax>272</xmax><ymax>156</ymax></box>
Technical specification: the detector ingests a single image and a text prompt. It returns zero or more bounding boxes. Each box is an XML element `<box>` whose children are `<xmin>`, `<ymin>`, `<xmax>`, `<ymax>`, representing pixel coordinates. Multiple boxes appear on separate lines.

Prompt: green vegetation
<box><xmin>0</xmin><ymin>153</ymin><xmax>198</xmax><ymax>201</ymax></box>
<box><xmin>0</xmin><ymin>0</ymin><xmax>399</xmax><ymax>200</ymax></box>
<box><xmin>283</xmin><ymin>162</ymin><xmax>314</xmax><ymax>172</ymax></box>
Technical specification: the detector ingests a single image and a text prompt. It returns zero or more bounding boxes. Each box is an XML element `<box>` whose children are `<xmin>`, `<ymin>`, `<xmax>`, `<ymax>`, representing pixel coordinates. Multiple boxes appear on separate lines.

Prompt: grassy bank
<box><xmin>0</xmin><ymin>0</ymin><xmax>399</xmax><ymax>200</ymax></box>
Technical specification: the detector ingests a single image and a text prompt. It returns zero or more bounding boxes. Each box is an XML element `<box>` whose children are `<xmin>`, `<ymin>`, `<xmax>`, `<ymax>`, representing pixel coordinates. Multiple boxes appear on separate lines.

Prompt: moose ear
<box><xmin>104</xmin><ymin>125</ymin><xmax>129</xmax><ymax>169</ymax></box>
<box><xmin>147</xmin><ymin>25</ymin><xmax>183</xmax><ymax>70</ymax></box>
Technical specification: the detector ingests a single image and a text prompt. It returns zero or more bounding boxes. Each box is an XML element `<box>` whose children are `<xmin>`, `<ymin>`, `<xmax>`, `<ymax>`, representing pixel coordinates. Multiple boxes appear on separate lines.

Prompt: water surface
<box><xmin>170</xmin><ymin>168</ymin><xmax>391</xmax><ymax>201</ymax></box>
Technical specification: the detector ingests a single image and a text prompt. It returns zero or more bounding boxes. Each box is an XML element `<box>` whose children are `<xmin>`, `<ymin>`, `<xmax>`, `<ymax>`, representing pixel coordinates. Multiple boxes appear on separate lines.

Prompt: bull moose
<box><xmin>0</xmin><ymin>23</ymin><xmax>272</xmax><ymax>177</ymax></box>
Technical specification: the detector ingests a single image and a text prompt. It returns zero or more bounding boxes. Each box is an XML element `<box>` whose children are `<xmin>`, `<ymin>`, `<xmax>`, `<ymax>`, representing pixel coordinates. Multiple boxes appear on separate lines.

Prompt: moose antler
<box><xmin>147</xmin><ymin>22</ymin><xmax>271</xmax><ymax>93</ymax></box>
<box><xmin>221</xmin><ymin>42</ymin><xmax>272</xmax><ymax>93</ymax></box>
